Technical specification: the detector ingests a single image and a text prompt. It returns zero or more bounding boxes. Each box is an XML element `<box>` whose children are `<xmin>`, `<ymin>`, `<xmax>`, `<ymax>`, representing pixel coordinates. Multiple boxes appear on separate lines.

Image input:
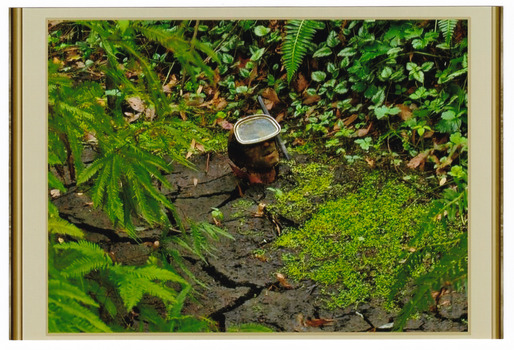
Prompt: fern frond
<box><xmin>438</xmin><ymin>19</ymin><xmax>458</xmax><ymax>46</ymax></box>
<box><xmin>282</xmin><ymin>20</ymin><xmax>324</xmax><ymax>83</ymax></box>
<box><xmin>54</xmin><ymin>240</ymin><xmax>112</xmax><ymax>277</ymax></box>
<box><xmin>77</xmin><ymin>156</ymin><xmax>109</xmax><ymax>185</ymax></box>
<box><xmin>48</xmin><ymin>171</ymin><xmax>67</xmax><ymax>193</ymax></box>
<box><xmin>49</xmin><ymin>279</ymin><xmax>99</xmax><ymax>308</ymax></box>
<box><xmin>134</xmin><ymin>22</ymin><xmax>217</xmax><ymax>82</ymax></box>
<box><xmin>110</xmin><ymin>264</ymin><xmax>185</xmax><ymax>311</ymax></box>
<box><xmin>89</xmin><ymin>156</ymin><xmax>112</xmax><ymax>207</ymax></box>
<box><xmin>105</xmin><ymin>154</ymin><xmax>124</xmax><ymax>224</ymax></box>
<box><xmin>48</xmin><ymin>216</ymin><xmax>84</xmax><ymax>239</ymax></box>
<box><xmin>48</xmin><ymin>297</ymin><xmax>112</xmax><ymax>333</ymax></box>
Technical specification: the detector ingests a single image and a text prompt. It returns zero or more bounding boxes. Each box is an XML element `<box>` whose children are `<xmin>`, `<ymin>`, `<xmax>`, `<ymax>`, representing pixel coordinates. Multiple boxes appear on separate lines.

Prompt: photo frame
<box><xmin>9</xmin><ymin>5</ymin><xmax>502</xmax><ymax>340</ymax></box>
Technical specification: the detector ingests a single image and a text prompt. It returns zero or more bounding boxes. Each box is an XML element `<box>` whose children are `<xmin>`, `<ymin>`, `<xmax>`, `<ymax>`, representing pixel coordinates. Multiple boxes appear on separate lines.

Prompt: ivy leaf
<box><xmin>441</xmin><ymin>110</ymin><xmax>456</xmax><ymax>120</ymax></box>
<box><xmin>311</xmin><ymin>71</ymin><xmax>327</xmax><ymax>82</ymax></box>
<box><xmin>254</xmin><ymin>25</ymin><xmax>271</xmax><ymax>37</ymax></box>
<box><xmin>313</xmin><ymin>46</ymin><xmax>332</xmax><ymax>58</ymax></box>
<box><xmin>373</xmin><ymin>105</ymin><xmax>401</xmax><ymax>120</ymax></box>
<box><xmin>421</xmin><ymin>61</ymin><xmax>434</xmax><ymax>72</ymax></box>
<box><xmin>221</xmin><ymin>53</ymin><xmax>234</xmax><ymax>64</ymax></box>
<box><xmin>371</xmin><ymin>88</ymin><xmax>386</xmax><ymax>105</ymax></box>
<box><xmin>337</xmin><ymin>47</ymin><xmax>357</xmax><ymax>57</ymax></box>
<box><xmin>235</xmin><ymin>85</ymin><xmax>249</xmax><ymax>94</ymax></box>
<box><xmin>380</xmin><ymin>66</ymin><xmax>393</xmax><ymax>79</ymax></box>
<box><xmin>406</xmin><ymin>62</ymin><xmax>417</xmax><ymax>71</ymax></box>
<box><xmin>327</xmin><ymin>30</ymin><xmax>340</xmax><ymax>47</ymax></box>
<box><xmin>250</xmin><ymin>47</ymin><xmax>265</xmax><ymax>61</ymax></box>
<box><xmin>411</xmin><ymin>70</ymin><xmax>424</xmax><ymax>84</ymax></box>
<box><xmin>334</xmin><ymin>82</ymin><xmax>348</xmax><ymax>95</ymax></box>
<box><xmin>327</xmin><ymin>62</ymin><xmax>339</xmax><ymax>77</ymax></box>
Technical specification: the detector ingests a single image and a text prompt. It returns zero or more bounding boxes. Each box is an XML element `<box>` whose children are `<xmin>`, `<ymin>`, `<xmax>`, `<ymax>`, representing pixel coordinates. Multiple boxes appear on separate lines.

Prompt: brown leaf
<box><xmin>303</xmin><ymin>94</ymin><xmax>321</xmax><ymax>105</ymax></box>
<box><xmin>262</xmin><ymin>87</ymin><xmax>280</xmax><ymax>104</ymax></box>
<box><xmin>407</xmin><ymin>151</ymin><xmax>429</xmax><ymax>169</ymax></box>
<box><xmin>397</xmin><ymin>104</ymin><xmax>413</xmax><ymax>121</ymax></box>
<box><xmin>215</xmin><ymin>118</ymin><xmax>233</xmax><ymax>130</ymax></box>
<box><xmin>276</xmin><ymin>273</ymin><xmax>293</xmax><ymax>289</ymax></box>
<box><xmin>195</xmin><ymin>142</ymin><xmax>205</xmax><ymax>152</ymax></box>
<box><xmin>275</xmin><ymin>112</ymin><xmax>285</xmax><ymax>123</ymax></box>
<box><xmin>124</xmin><ymin>112</ymin><xmax>141</xmax><ymax>123</ymax></box>
<box><xmin>295</xmin><ymin>72</ymin><xmax>309</xmax><ymax>93</ymax></box>
<box><xmin>180</xmin><ymin>111</ymin><xmax>188</xmax><ymax>121</ymax></box>
<box><xmin>343</xmin><ymin>113</ymin><xmax>359</xmax><ymax>126</ymax></box>
<box><xmin>215</xmin><ymin>98</ymin><xmax>228</xmax><ymax>110</ymax></box>
<box><xmin>356</xmin><ymin>122</ymin><xmax>372</xmax><ymax>137</ymax></box>
<box><xmin>253</xmin><ymin>203</ymin><xmax>266</xmax><ymax>217</ymax></box>
<box><xmin>126</xmin><ymin>96</ymin><xmax>146</xmax><ymax>112</ymax></box>
<box><xmin>365</xmin><ymin>157</ymin><xmax>375</xmax><ymax>168</ymax></box>
<box><xmin>304</xmin><ymin>318</ymin><xmax>335</xmax><ymax>327</ymax></box>
<box><xmin>162</xmin><ymin>75</ymin><xmax>178</xmax><ymax>93</ymax></box>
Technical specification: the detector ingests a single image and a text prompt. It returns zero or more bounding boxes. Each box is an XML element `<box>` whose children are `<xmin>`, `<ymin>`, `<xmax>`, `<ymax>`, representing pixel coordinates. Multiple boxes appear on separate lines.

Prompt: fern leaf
<box><xmin>49</xmin><ymin>279</ymin><xmax>99</xmax><ymax>308</ymax></box>
<box><xmin>438</xmin><ymin>19</ymin><xmax>458</xmax><ymax>46</ymax></box>
<box><xmin>55</xmin><ymin>240</ymin><xmax>112</xmax><ymax>277</ymax></box>
<box><xmin>48</xmin><ymin>297</ymin><xmax>112</xmax><ymax>333</ymax></box>
<box><xmin>48</xmin><ymin>216</ymin><xmax>84</xmax><ymax>239</ymax></box>
<box><xmin>77</xmin><ymin>156</ymin><xmax>109</xmax><ymax>185</ymax></box>
<box><xmin>90</xmin><ymin>156</ymin><xmax>112</xmax><ymax>207</ymax></box>
<box><xmin>282</xmin><ymin>20</ymin><xmax>323</xmax><ymax>83</ymax></box>
<box><xmin>110</xmin><ymin>264</ymin><xmax>183</xmax><ymax>311</ymax></box>
<box><xmin>48</xmin><ymin>171</ymin><xmax>67</xmax><ymax>193</ymax></box>
<box><xmin>105</xmin><ymin>154</ymin><xmax>124</xmax><ymax>224</ymax></box>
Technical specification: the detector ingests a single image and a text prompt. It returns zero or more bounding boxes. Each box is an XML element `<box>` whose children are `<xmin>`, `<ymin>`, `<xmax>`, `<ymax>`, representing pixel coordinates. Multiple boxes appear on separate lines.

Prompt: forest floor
<box><xmin>53</xmin><ymin>150</ymin><xmax>468</xmax><ymax>333</ymax></box>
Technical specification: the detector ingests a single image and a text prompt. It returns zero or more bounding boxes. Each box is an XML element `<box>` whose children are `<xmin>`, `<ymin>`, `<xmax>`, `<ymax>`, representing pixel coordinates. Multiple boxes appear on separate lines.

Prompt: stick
<box><xmin>257</xmin><ymin>96</ymin><xmax>290</xmax><ymax>160</ymax></box>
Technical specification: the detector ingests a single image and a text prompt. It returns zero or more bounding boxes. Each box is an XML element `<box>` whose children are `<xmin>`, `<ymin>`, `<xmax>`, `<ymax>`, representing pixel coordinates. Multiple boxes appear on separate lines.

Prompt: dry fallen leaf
<box><xmin>127</xmin><ymin>96</ymin><xmax>146</xmax><ymax>112</ymax></box>
<box><xmin>262</xmin><ymin>87</ymin><xmax>280</xmax><ymax>104</ymax></box>
<box><xmin>407</xmin><ymin>151</ymin><xmax>429</xmax><ymax>169</ymax></box>
<box><xmin>50</xmin><ymin>189</ymin><xmax>61</xmax><ymax>198</ymax></box>
<box><xmin>304</xmin><ymin>318</ymin><xmax>335</xmax><ymax>328</ymax></box>
<box><xmin>276</xmin><ymin>273</ymin><xmax>293</xmax><ymax>289</ymax></box>
<box><xmin>365</xmin><ymin>157</ymin><xmax>375</xmax><ymax>168</ymax></box>
<box><xmin>356</xmin><ymin>122</ymin><xmax>372</xmax><ymax>137</ymax></box>
<box><xmin>397</xmin><ymin>104</ymin><xmax>413</xmax><ymax>121</ymax></box>
<box><xmin>253</xmin><ymin>202</ymin><xmax>266</xmax><ymax>217</ymax></box>
<box><xmin>343</xmin><ymin>113</ymin><xmax>359</xmax><ymax>126</ymax></box>
<box><xmin>303</xmin><ymin>94</ymin><xmax>321</xmax><ymax>105</ymax></box>
<box><xmin>295</xmin><ymin>72</ymin><xmax>309</xmax><ymax>93</ymax></box>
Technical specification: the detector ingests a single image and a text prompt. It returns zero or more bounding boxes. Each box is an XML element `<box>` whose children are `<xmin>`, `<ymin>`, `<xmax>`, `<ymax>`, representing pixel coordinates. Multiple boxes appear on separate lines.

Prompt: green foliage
<box><xmin>48</xmin><ymin>19</ymin><xmax>469</xmax><ymax>332</ymax></box>
<box><xmin>282</xmin><ymin>20</ymin><xmax>324</xmax><ymax>83</ymax></box>
<box><xmin>48</xmin><ymin>212</ymin><xmax>207</xmax><ymax>332</ymax></box>
<box><xmin>438</xmin><ymin>19</ymin><xmax>458</xmax><ymax>47</ymax></box>
<box><xmin>227</xmin><ymin>323</ymin><xmax>274</xmax><ymax>332</ymax></box>
<box><xmin>268</xmin><ymin>161</ymin><xmax>338</xmax><ymax>223</ymax></box>
<box><xmin>275</xmin><ymin>172</ymin><xmax>465</xmax><ymax>311</ymax></box>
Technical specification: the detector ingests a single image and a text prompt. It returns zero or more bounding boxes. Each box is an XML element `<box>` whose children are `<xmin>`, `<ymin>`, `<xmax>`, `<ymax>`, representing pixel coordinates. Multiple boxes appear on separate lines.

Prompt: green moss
<box><xmin>268</xmin><ymin>161</ymin><xmax>340</xmax><ymax>223</ymax></box>
<box><xmin>275</xmin><ymin>172</ymin><xmax>464</xmax><ymax>310</ymax></box>
<box><xmin>230</xmin><ymin>199</ymin><xmax>255</xmax><ymax>219</ymax></box>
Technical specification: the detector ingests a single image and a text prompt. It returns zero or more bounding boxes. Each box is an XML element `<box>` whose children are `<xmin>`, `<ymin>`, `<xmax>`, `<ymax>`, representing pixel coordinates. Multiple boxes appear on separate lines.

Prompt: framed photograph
<box><xmin>9</xmin><ymin>5</ymin><xmax>502</xmax><ymax>340</ymax></box>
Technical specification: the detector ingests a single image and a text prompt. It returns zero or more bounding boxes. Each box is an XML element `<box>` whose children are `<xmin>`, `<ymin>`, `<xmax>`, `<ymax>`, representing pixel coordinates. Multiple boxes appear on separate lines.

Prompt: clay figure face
<box><xmin>227</xmin><ymin>128</ymin><xmax>280</xmax><ymax>172</ymax></box>
<box><xmin>242</xmin><ymin>138</ymin><xmax>280</xmax><ymax>171</ymax></box>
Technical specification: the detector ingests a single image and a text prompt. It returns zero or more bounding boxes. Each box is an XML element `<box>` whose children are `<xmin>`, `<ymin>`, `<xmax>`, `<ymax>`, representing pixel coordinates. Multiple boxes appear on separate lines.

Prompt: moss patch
<box><xmin>274</xmin><ymin>171</ymin><xmax>463</xmax><ymax>310</ymax></box>
<box><xmin>268</xmin><ymin>161</ymin><xmax>343</xmax><ymax>223</ymax></box>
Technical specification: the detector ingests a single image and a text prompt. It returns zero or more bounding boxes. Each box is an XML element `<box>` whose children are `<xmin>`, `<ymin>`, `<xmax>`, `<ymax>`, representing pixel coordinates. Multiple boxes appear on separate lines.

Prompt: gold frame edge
<box><xmin>10</xmin><ymin>7</ymin><xmax>23</xmax><ymax>341</ymax></box>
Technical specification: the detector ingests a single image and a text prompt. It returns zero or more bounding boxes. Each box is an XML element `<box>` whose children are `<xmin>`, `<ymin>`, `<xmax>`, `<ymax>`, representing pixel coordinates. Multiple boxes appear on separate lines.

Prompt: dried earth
<box><xmin>53</xmin><ymin>151</ymin><xmax>468</xmax><ymax>333</ymax></box>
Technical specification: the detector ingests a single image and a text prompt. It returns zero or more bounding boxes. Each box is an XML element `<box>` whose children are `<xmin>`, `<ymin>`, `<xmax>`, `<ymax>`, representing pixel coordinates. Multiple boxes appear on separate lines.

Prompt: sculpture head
<box><xmin>227</xmin><ymin>114</ymin><xmax>281</xmax><ymax>183</ymax></box>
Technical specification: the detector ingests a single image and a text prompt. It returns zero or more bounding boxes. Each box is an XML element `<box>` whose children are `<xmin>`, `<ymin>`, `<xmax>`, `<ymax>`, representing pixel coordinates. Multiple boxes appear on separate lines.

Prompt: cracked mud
<box><xmin>53</xmin><ymin>152</ymin><xmax>468</xmax><ymax>333</ymax></box>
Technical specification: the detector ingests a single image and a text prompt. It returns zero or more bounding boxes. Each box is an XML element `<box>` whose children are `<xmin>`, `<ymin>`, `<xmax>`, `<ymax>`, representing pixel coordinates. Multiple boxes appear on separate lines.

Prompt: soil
<box><xmin>53</xmin><ymin>151</ymin><xmax>468</xmax><ymax>333</ymax></box>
